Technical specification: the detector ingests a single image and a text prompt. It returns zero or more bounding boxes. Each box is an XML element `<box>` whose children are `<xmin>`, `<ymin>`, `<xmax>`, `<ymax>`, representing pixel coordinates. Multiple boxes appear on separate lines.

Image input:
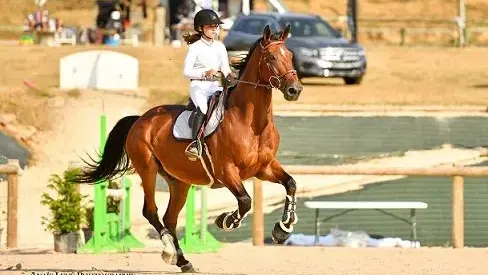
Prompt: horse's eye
<box><xmin>267</xmin><ymin>54</ymin><xmax>276</xmax><ymax>61</ymax></box>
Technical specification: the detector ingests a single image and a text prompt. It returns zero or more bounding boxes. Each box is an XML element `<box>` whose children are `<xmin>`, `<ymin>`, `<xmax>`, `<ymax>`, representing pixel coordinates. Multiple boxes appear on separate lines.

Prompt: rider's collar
<box><xmin>200</xmin><ymin>37</ymin><xmax>214</xmax><ymax>46</ymax></box>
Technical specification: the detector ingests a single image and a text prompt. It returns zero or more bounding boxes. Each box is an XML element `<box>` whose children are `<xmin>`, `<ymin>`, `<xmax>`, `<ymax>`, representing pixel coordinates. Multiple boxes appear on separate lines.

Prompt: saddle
<box><xmin>185</xmin><ymin>74</ymin><xmax>237</xmax><ymax>129</ymax></box>
<box><xmin>185</xmin><ymin>91</ymin><xmax>221</xmax><ymax>128</ymax></box>
<box><xmin>172</xmin><ymin>74</ymin><xmax>236</xmax><ymax>141</ymax></box>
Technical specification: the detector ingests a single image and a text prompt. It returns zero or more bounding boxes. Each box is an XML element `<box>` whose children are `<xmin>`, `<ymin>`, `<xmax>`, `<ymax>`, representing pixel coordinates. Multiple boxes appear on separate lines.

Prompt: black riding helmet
<box><xmin>193</xmin><ymin>9</ymin><xmax>224</xmax><ymax>32</ymax></box>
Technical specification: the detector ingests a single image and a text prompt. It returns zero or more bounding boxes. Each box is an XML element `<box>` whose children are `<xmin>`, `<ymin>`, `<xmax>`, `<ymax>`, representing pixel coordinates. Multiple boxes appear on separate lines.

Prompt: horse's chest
<box><xmin>240</xmin><ymin>129</ymin><xmax>277</xmax><ymax>170</ymax></box>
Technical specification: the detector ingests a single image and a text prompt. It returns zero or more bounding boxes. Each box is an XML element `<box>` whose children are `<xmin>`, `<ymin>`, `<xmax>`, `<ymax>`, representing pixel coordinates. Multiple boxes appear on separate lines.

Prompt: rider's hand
<box><xmin>228</xmin><ymin>72</ymin><xmax>237</xmax><ymax>79</ymax></box>
<box><xmin>204</xmin><ymin>69</ymin><xmax>217</xmax><ymax>78</ymax></box>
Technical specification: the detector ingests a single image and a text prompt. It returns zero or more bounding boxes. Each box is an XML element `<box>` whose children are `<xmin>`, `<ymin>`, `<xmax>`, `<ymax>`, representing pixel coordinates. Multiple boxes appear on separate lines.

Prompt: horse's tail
<box><xmin>74</xmin><ymin>115</ymin><xmax>140</xmax><ymax>184</ymax></box>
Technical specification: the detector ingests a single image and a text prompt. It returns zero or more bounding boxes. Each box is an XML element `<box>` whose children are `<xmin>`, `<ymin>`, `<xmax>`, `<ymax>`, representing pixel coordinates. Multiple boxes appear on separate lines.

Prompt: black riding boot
<box><xmin>185</xmin><ymin>108</ymin><xmax>206</xmax><ymax>161</ymax></box>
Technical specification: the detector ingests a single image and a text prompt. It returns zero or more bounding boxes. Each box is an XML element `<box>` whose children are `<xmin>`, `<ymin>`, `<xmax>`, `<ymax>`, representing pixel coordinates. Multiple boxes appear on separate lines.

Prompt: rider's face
<box><xmin>202</xmin><ymin>24</ymin><xmax>218</xmax><ymax>39</ymax></box>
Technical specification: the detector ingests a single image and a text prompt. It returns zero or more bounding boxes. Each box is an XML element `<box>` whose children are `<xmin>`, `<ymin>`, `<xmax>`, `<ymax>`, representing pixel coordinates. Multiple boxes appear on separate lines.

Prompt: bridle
<box><xmin>256</xmin><ymin>40</ymin><xmax>297</xmax><ymax>90</ymax></box>
<box><xmin>219</xmin><ymin>40</ymin><xmax>297</xmax><ymax>90</ymax></box>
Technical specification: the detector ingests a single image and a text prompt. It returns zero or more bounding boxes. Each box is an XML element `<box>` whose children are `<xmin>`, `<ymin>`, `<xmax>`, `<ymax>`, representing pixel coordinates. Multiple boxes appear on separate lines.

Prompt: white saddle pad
<box><xmin>173</xmin><ymin>93</ymin><xmax>226</xmax><ymax>141</ymax></box>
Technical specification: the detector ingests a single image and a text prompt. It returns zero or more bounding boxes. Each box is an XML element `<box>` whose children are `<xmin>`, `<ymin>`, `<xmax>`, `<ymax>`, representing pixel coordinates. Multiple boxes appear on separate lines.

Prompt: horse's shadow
<box><xmin>472</xmin><ymin>83</ymin><xmax>488</xmax><ymax>89</ymax></box>
<box><xmin>1</xmin><ymin>269</ymin><xmax>155</xmax><ymax>274</ymax></box>
<box><xmin>300</xmin><ymin>80</ymin><xmax>344</xmax><ymax>86</ymax></box>
<box><xmin>8</xmin><ymin>268</ymin><xmax>246</xmax><ymax>275</ymax></box>
<box><xmin>0</xmin><ymin>248</ymin><xmax>53</xmax><ymax>255</ymax></box>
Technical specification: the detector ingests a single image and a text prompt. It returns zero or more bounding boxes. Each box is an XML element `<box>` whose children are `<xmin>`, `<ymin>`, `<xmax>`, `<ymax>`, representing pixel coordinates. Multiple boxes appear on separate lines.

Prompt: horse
<box><xmin>74</xmin><ymin>24</ymin><xmax>303</xmax><ymax>273</ymax></box>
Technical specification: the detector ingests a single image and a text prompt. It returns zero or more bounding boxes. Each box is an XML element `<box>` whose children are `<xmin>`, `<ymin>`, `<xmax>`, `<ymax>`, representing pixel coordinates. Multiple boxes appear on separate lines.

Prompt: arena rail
<box><xmin>252</xmin><ymin>165</ymin><xmax>488</xmax><ymax>248</ymax></box>
<box><xmin>0</xmin><ymin>159</ymin><xmax>21</xmax><ymax>248</ymax></box>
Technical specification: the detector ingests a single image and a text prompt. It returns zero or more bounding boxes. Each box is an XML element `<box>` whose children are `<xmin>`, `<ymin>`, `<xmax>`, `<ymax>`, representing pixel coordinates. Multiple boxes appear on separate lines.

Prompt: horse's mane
<box><xmin>231</xmin><ymin>31</ymin><xmax>284</xmax><ymax>79</ymax></box>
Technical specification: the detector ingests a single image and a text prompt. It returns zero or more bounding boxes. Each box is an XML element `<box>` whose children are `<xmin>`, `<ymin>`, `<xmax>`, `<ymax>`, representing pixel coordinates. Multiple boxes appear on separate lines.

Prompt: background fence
<box><xmin>328</xmin><ymin>17</ymin><xmax>488</xmax><ymax>47</ymax></box>
<box><xmin>0</xmin><ymin>176</ymin><xmax>6</xmax><ymax>248</ymax></box>
<box><xmin>285</xmin><ymin>0</ymin><xmax>488</xmax><ymax>46</ymax></box>
<box><xmin>2</xmin><ymin>0</ymin><xmax>488</xmax><ymax>46</ymax></box>
<box><xmin>206</xmin><ymin>165</ymin><xmax>488</xmax><ymax>247</ymax></box>
<box><xmin>0</xmin><ymin>159</ymin><xmax>20</xmax><ymax>248</ymax></box>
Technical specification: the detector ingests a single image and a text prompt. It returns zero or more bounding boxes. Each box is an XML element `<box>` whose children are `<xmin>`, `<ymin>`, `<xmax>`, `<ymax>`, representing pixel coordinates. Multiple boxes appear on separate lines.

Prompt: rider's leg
<box><xmin>186</xmin><ymin>107</ymin><xmax>205</xmax><ymax>158</ymax></box>
<box><xmin>190</xmin><ymin>86</ymin><xmax>209</xmax><ymax>115</ymax></box>
<box><xmin>185</xmin><ymin>86</ymin><xmax>209</xmax><ymax>160</ymax></box>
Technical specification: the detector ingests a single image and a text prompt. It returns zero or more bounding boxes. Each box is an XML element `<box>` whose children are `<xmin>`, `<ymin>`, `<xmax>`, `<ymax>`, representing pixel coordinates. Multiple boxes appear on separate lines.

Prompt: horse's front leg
<box><xmin>215</xmin><ymin>164</ymin><xmax>252</xmax><ymax>231</ymax></box>
<box><xmin>257</xmin><ymin>158</ymin><xmax>297</xmax><ymax>244</ymax></box>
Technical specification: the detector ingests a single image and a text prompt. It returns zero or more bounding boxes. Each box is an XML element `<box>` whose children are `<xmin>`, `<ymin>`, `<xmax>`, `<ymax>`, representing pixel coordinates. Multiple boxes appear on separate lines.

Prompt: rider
<box><xmin>182</xmin><ymin>9</ymin><xmax>235</xmax><ymax>161</ymax></box>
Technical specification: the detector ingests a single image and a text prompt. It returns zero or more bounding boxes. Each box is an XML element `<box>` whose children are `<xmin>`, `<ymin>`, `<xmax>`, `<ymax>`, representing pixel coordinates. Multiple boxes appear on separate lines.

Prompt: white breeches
<box><xmin>189</xmin><ymin>81</ymin><xmax>223</xmax><ymax>115</ymax></box>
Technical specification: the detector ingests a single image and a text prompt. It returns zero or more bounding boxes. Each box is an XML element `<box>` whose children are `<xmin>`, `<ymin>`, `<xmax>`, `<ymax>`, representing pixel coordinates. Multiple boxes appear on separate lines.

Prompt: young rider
<box><xmin>182</xmin><ymin>9</ymin><xmax>235</xmax><ymax>160</ymax></box>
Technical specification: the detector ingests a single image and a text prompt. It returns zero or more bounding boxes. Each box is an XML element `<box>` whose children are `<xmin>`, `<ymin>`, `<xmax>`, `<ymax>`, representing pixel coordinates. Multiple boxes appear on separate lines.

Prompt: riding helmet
<box><xmin>193</xmin><ymin>9</ymin><xmax>224</xmax><ymax>32</ymax></box>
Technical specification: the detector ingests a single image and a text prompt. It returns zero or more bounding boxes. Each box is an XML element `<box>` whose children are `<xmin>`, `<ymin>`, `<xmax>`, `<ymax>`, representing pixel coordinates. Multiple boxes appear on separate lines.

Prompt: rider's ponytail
<box><xmin>183</xmin><ymin>32</ymin><xmax>202</xmax><ymax>45</ymax></box>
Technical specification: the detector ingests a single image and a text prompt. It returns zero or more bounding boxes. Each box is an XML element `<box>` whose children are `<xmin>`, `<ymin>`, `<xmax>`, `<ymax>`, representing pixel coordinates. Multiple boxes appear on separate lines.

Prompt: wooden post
<box><xmin>6</xmin><ymin>159</ymin><xmax>19</xmax><ymax>248</ymax></box>
<box><xmin>252</xmin><ymin>178</ymin><xmax>264</xmax><ymax>246</ymax></box>
<box><xmin>400</xmin><ymin>28</ymin><xmax>406</xmax><ymax>46</ymax></box>
<box><xmin>452</xmin><ymin>175</ymin><xmax>464</xmax><ymax>248</ymax></box>
<box><xmin>153</xmin><ymin>6</ymin><xmax>166</xmax><ymax>46</ymax></box>
<box><xmin>457</xmin><ymin>0</ymin><xmax>467</xmax><ymax>47</ymax></box>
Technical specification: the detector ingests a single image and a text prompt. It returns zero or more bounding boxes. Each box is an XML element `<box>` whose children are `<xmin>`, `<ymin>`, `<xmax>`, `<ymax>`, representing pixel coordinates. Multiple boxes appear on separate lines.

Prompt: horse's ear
<box><xmin>280</xmin><ymin>24</ymin><xmax>291</xmax><ymax>41</ymax></box>
<box><xmin>262</xmin><ymin>25</ymin><xmax>272</xmax><ymax>42</ymax></box>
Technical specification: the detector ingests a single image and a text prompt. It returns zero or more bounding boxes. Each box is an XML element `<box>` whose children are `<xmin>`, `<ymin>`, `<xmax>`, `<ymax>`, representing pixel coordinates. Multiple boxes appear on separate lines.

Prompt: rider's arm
<box><xmin>183</xmin><ymin>44</ymin><xmax>205</xmax><ymax>79</ymax></box>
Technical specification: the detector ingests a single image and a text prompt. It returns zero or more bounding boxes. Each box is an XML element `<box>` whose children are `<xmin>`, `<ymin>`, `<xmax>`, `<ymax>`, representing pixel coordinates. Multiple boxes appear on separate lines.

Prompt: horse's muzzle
<box><xmin>284</xmin><ymin>83</ymin><xmax>303</xmax><ymax>101</ymax></box>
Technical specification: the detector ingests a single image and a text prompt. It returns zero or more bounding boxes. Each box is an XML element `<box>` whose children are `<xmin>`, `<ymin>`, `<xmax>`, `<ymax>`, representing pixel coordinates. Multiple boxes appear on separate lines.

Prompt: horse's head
<box><xmin>256</xmin><ymin>24</ymin><xmax>303</xmax><ymax>101</ymax></box>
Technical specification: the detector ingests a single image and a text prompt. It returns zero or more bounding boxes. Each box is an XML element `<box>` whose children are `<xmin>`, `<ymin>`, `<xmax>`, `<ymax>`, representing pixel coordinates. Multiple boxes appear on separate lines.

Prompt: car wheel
<box><xmin>343</xmin><ymin>76</ymin><xmax>363</xmax><ymax>85</ymax></box>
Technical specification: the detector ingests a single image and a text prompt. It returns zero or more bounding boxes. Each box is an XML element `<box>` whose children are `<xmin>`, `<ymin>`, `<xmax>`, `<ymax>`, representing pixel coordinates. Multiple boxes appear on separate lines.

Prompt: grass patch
<box><xmin>66</xmin><ymin>89</ymin><xmax>82</xmax><ymax>98</ymax></box>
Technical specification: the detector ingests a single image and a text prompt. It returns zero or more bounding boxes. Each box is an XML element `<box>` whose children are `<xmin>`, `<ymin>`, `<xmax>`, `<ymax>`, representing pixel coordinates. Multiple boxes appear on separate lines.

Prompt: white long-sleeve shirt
<box><xmin>183</xmin><ymin>38</ymin><xmax>232</xmax><ymax>80</ymax></box>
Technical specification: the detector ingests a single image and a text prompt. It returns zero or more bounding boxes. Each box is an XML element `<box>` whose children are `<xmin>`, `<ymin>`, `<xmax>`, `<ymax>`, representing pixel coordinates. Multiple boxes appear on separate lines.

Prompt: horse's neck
<box><xmin>228</xmin><ymin>66</ymin><xmax>273</xmax><ymax>128</ymax></box>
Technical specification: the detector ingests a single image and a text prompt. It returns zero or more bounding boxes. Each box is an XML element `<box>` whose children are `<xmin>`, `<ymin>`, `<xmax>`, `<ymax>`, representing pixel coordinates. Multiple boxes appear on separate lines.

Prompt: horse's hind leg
<box><xmin>126</xmin><ymin>144</ymin><xmax>176</xmax><ymax>264</ymax></box>
<box><xmin>162</xmin><ymin>177</ymin><xmax>196</xmax><ymax>273</ymax></box>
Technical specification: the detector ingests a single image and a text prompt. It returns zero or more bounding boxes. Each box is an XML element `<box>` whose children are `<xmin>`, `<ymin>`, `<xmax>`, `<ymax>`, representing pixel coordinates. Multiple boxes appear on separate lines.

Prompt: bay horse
<box><xmin>74</xmin><ymin>24</ymin><xmax>303</xmax><ymax>273</ymax></box>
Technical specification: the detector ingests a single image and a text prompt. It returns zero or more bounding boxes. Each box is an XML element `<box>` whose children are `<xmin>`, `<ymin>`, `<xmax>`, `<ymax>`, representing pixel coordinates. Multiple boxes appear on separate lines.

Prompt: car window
<box><xmin>279</xmin><ymin>17</ymin><xmax>339</xmax><ymax>38</ymax></box>
<box><xmin>232</xmin><ymin>17</ymin><xmax>276</xmax><ymax>35</ymax></box>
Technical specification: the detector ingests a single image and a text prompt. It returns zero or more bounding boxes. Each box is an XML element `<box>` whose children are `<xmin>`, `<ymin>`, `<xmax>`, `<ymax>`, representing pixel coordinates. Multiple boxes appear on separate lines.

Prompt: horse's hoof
<box><xmin>271</xmin><ymin>221</ymin><xmax>292</xmax><ymax>245</ymax></box>
<box><xmin>215</xmin><ymin>212</ymin><xmax>235</xmax><ymax>231</ymax></box>
<box><xmin>181</xmin><ymin>263</ymin><xmax>198</xmax><ymax>273</ymax></box>
<box><xmin>160</xmin><ymin>233</ymin><xmax>177</xmax><ymax>265</ymax></box>
<box><xmin>215</xmin><ymin>212</ymin><xmax>227</xmax><ymax>230</ymax></box>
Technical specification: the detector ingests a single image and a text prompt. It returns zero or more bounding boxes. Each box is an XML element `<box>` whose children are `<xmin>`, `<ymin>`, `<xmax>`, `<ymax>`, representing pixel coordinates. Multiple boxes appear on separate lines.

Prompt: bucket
<box><xmin>54</xmin><ymin>232</ymin><xmax>80</xmax><ymax>253</ymax></box>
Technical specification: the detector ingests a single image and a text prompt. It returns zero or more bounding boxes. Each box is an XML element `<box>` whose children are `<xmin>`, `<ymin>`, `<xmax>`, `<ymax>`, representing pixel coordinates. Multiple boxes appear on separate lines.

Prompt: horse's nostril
<box><xmin>288</xmin><ymin>87</ymin><xmax>298</xmax><ymax>96</ymax></box>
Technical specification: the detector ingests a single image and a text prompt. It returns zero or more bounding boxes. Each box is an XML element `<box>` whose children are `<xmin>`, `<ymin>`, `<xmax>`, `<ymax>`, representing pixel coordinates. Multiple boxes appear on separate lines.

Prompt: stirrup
<box><xmin>185</xmin><ymin>140</ymin><xmax>202</xmax><ymax>161</ymax></box>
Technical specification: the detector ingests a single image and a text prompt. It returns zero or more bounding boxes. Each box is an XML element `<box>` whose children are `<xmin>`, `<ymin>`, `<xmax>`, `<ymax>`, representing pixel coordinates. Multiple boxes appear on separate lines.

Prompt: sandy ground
<box><xmin>1</xmin><ymin>244</ymin><xmax>488</xmax><ymax>275</ymax></box>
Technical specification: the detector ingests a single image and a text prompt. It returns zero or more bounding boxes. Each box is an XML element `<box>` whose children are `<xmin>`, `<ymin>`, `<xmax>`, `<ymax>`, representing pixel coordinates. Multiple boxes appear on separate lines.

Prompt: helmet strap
<box><xmin>202</xmin><ymin>32</ymin><xmax>214</xmax><ymax>41</ymax></box>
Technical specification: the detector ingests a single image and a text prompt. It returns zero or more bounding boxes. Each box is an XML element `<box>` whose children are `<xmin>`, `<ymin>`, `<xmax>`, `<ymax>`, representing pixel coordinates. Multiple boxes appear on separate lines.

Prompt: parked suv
<box><xmin>223</xmin><ymin>12</ymin><xmax>367</xmax><ymax>85</ymax></box>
